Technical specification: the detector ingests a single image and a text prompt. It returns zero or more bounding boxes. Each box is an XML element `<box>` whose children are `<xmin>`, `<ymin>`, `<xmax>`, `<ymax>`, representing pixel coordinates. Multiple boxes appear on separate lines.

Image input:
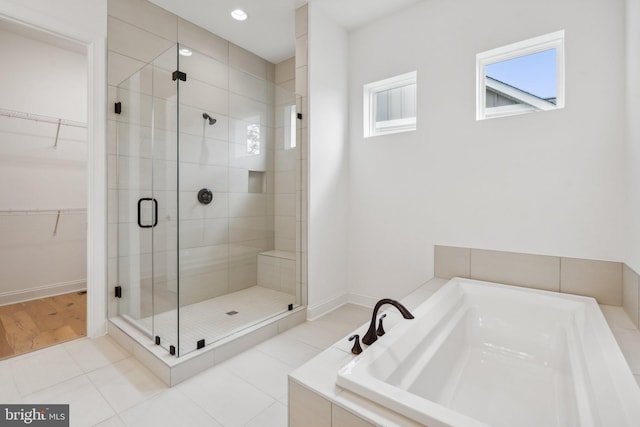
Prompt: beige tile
<box><xmin>623</xmin><ymin>264</ymin><xmax>640</xmax><ymax>327</ymax></box>
<box><xmin>332</xmin><ymin>404</ymin><xmax>375</xmax><ymax>427</ymax></box>
<box><xmin>64</xmin><ymin>336</ymin><xmax>130</xmax><ymax>373</ymax></box>
<box><xmin>470</xmin><ymin>249</ymin><xmax>560</xmax><ymax>292</ymax></box>
<box><xmin>87</xmin><ymin>357</ymin><xmax>167</xmax><ymax>413</ymax></box>
<box><xmin>119</xmin><ymin>388</ymin><xmax>221</xmax><ymax>427</ymax></box>
<box><xmin>213</xmin><ymin>322</ymin><xmax>279</xmax><ymax>364</ymax></box>
<box><xmin>108</xmin><ymin>51</ymin><xmax>145</xmax><ymax>86</ymax></box>
<box><xmin>229</xmin><ymin>43</ymin><xmax>269</xmax><ymax>79</ymax></box>
<box><xmin>245</xmin><ymin>401</ymin><xmax>287</xmax><ymax>427</ymax></box>
<box><xmin>276</xmin><ymin>57</ymin><xmax>295</xmax><ymax>85</ymax></box>
<box><xmin>276</xmin><ymin>306</ymin><xmax>307</xmax><ymax>333</ymax></box>
<box><xmin>611</xmin><ymin>328</ymin><xmax>640</xmax><ymax>374</ymax></box>
<box><xmin>295</xmin><ymin>65</ymin><xmax>308</xmax><ymax>97</ymax></box>
<box><xmin>295</xmin><ymin>4</ymin><xmax>308</xmax><ymax>38</ymax></box>
<box><xmin>23</xmin><ymin>375</ymin><xmax>115</xmax><ymax>427</ymax></box>
<box><xmin>295</xmin><ymin>34</ymin><xmax>308</xmax><ymax>68</ymax></box>
<box><xmin>599</xmin><ymin>305</ymin><xmax>637</xmax><ymax>330</ymax></box>
<box><xmin>278</xmin><ymin>79</ymin><xmax>296</xmax><ymax>97</ymax></box>
<box><xmin>177</xmin><ymin>18</ymin><xmax>228</xmax><ymax>64</ymax></box>
<box><xmin>108</xmin><ymin>17</ymin><xmax>174</xmax><ymax>64</ymax></box>
<box><xmin>108</xmin><ymin>0</ymin><xmax>177</xmax><ymax>41</ymax></box>
<box><xmin>267</xmin><ymin>62</ymin><xmax>276</xmax><ymax>84</ymax></box>
<box><xmin>560</xmin><ymin>258</ymin><xmax>622</xmax><ymax>305</ymax></box>
<box><xmin>221</xmin><ymin>348</ymin><xmax>293</xmax><ymax>400</ymax></box>
<box><xmin>289</xmin><ymin>380</ymin><xmax>331</xmax><ymax>427</ymax></box>
<box><xmin>179</xmin><ymin>51</ymin><xmax>228</xmax><ymax>89</ymax></box>
<box><xmin>255</xmin><ymin>331</ymin><xmax>319</xmax><ymax>368</ymax></box>
<box><xmin>10</xmin><ymin>346</ymin><xmax>84</xmax><ymax>396</ymax></box>
<box><xmin>178</xmin><ymin>366</ymin><xmax>274</xmax><ymax>426</ymax></box>
<box><xmin>434</xmin><ymin>245</ymin><xmax>470</xmax><ymax>279</ymax></box>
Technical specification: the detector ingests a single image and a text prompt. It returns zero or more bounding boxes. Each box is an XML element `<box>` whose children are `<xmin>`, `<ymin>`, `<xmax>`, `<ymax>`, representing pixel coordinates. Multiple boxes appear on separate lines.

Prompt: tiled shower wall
<box><xmin>106</xmin><ymin>0</ymin><xmax>300</xmax><ymax>318</ymax></box>
<box><xmin>295</xmin><ymin>4</ymin><xmax>309</xmax><ymax>306</ymax></box>
<box><xmin>274</xmin><ymin>57</ymin><xmax>297</xmax><ymax>253</ymax></box>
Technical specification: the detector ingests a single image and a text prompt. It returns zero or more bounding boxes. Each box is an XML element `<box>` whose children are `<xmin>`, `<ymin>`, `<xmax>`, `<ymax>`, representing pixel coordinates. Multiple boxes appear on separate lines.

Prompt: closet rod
<box><xmin>0</xmin><ymin>108</ymin><xmax>87</xmax><ymax>129</ymax></box>
<box><xmin>0</xmin><ymin>208</ymin><xmax>87</xmax><ymax>216</ymax></box>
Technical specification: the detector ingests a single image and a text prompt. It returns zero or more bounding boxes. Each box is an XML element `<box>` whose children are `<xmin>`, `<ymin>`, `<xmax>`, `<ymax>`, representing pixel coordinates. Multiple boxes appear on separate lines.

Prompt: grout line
<box><xmin>559</xmin><ymin>257</ymin><xmax>563</xmax><ymax>293</ymax></box>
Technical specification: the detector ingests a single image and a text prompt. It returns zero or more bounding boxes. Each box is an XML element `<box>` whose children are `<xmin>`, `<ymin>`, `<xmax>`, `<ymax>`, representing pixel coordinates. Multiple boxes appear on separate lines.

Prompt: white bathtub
<box><xmin>337</xmin><ymin>278</ymin><xmax>640</xmax><ymax>427</ymax></box>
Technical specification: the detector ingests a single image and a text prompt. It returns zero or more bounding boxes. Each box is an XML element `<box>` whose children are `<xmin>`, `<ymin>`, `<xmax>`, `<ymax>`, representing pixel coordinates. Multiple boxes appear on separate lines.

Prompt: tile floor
<box><xmin>1</xmin><ymin>302</ymin><xmax>639</xmax><ymax>427</ymax></box>
<box><xmin>0</xmin><ymin>304</ymin><xmax>371</xmax><ymax>427</ymax></box>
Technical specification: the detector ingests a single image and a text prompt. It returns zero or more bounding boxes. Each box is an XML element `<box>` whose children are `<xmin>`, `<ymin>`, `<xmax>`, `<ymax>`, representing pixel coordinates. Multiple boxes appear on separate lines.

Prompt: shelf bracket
<box><xmin>53</xmin><ymin>118</ymin><xmax>62</xmax><ymax>149</ymax></box>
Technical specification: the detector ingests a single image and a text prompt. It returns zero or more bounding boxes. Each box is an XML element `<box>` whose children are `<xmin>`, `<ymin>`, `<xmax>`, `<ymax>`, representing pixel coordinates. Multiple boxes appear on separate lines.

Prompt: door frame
<box><xmin>0</xmin><ymin>2</ymin><xmax>108</xmax><ymax>337</ymax></box>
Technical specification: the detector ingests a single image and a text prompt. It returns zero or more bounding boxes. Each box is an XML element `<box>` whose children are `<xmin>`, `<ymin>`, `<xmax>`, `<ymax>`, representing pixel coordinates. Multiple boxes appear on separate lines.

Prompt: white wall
<box><xmin>0</xmin><ymin>0</ymin><xmax>107</xmax><ymax>336</ymax></box>
<box><xmin>626</xmin><ymin>0</ymin><xmax>640</xmax><ymax>273</ymax></box>
<box><xmin>0</xmin><ymin>27</ymin><xmax>88</xmax><ymax>303</ymax></box>
<box><xmin>348</xmin><ymin>0</ymin><xmax>627</xmax><ymax>301</ymax></box>
<box><xmin>0</xmin><ymin>28</ymin><xmax>87</xmax><ymax>122</ymax></box>
<box><xmin>307</xmin><ymin>2</ymin><xmax>350</xmax><ymax>313</ymax></box>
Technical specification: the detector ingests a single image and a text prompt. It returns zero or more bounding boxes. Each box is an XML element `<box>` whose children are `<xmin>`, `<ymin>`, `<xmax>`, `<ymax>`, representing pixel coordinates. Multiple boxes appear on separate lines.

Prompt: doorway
<box><xmin>0</xmin><ymin>18</ymin><xmax>88</xmax><ymax>358</ymax></box>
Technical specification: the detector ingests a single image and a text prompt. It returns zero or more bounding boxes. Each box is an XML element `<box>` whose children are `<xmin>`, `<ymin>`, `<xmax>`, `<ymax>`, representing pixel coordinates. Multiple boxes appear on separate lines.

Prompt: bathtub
<box><xmin>337</xmin><ymin>278</ymin><xmax>640</xmax><ymax>427</ymax></box>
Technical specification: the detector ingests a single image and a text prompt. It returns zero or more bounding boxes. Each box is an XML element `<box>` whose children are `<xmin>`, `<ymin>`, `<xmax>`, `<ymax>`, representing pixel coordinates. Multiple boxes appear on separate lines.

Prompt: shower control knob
<box><xmin>197</xmin><ymin>188</ymin><xmax>213</xmax><ymax>205</ymax></box>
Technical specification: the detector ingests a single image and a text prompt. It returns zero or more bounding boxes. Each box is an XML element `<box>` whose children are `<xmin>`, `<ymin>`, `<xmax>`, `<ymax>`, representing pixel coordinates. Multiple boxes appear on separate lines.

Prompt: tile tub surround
<box><xmin>434</xmin><ymin>245</ymin><xmax>623</xmax><ymax>304</ymax></box>
<box><xmin>435</xmin><ymin>245</ymin><xmax>640</xmax><ymax>326</ymax></box>
<box><xmin>288</xmin><ymin>277</ymin><xmax>640</xmax><ymax>427</ymax></box>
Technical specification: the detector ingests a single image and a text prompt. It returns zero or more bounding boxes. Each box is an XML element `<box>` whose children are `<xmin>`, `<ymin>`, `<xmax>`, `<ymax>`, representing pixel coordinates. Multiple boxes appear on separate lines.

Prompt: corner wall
<box><xmin>348</xmin><ymin>0</ymin><xmax>627</xmax><ymax>301</ymax></box>
<box><xmin>625</xmin><ymin>0</ymin><xmax>640</xmax><ymax>273</ymax></box>
<box><xmin>306</xmin><ymin>2</ymin><xmax>350</xmax><ymax>316</ymax></box>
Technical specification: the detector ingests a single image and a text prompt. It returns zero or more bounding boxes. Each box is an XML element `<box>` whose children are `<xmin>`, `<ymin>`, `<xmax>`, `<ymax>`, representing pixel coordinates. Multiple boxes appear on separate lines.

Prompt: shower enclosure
<box><xmin>113</xmin><ymin>44</ymin><xmax>301</xmax><ymax>357</ymax></box>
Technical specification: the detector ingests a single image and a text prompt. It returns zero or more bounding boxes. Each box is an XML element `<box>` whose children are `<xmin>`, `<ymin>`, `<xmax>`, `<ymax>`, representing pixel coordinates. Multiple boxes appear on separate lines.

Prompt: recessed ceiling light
<box><xmin>179</xmin><ymin>48</ymin><xmax>192</xmax><ymax>57</ymax></box>
<box><xmin>231</xmin><ymin>9</ymin><xmax>248</xmax><ymax>21</ymax></box>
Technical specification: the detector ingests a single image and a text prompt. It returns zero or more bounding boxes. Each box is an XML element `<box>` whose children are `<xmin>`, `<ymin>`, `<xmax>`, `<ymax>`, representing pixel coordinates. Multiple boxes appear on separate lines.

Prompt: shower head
<box><xmin>202</xmin><ymin>113</ymin><xmax>217</xmax><ymax>125</ymax></box>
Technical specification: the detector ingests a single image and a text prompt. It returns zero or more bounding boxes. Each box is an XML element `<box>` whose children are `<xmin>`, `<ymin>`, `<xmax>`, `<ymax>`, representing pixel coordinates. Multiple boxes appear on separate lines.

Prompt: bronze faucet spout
<box><xmin>361</xmin><ymin>298</ymin><xmax>414</xmax><ymax>345</ymax></box>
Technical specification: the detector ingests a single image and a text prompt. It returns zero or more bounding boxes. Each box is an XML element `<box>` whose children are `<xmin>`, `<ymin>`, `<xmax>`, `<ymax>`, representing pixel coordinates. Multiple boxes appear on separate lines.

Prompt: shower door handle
<box><xmin>137</xmin><ymin>198</ymin><xmax>158</xmax><ymax>228</ymax></box>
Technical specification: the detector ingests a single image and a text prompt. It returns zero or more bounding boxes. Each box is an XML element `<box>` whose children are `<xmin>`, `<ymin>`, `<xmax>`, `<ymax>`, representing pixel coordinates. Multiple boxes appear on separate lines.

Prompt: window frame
<box><xmin>476</xmin><ymin>30</ymin><xmax>565</xmax><ymax>121</ymax></box>
<box><xmin>363</xmin><ymin>71</ymin><xmax>417</xmax><ymax>138</ymax></box>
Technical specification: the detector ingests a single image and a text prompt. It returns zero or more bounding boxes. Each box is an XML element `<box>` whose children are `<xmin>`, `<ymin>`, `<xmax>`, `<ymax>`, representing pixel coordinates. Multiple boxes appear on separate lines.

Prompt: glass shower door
<box><xmin>116</xmin><ymin>45</ymin><xmax>179</xmax><ymax>354</ymax></box>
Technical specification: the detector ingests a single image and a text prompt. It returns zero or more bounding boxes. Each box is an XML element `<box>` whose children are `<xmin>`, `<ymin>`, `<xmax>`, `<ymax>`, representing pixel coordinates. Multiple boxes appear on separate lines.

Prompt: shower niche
<box><xmin>111</xmin><ymin>43</ymin><xmax>302</xmax><ymax>359</ymax></box>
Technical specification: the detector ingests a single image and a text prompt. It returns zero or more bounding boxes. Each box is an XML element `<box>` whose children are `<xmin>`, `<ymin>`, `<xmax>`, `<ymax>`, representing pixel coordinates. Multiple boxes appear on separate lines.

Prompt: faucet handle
<box><xmin>348</xmin><ymin>334</ymin><xmax>363</xmax><ymax>355</ymax></box>
<box><xmin>376</xmin><ymin>313</ymin><xmax>387</xmax><ymax>337</ymax></box>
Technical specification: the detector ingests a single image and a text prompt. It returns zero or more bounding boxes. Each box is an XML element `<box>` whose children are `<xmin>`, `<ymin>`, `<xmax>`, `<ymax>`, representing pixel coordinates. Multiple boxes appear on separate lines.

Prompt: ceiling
<box><xmin>149</xmin><ymin>0</ymin><xmax>424</xmax><ymax>64</ymax></box>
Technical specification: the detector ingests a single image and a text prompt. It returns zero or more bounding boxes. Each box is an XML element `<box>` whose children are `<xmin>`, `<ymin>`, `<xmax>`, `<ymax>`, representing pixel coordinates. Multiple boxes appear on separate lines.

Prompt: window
<box><xmin>284</xmin><ymin>104</ymin><xmax>296</xmax><ymax>150</ymax></box>
<box><xmin>364</xmin><ymin>71</ymin><xmax>417</xmax><ymax>137</ymax></box>
<box><xmin>476</xmin><ymin>30</ymin><xmax>564</xmax><ymax>120</ymax></box>
<box><xmin>246</xmin><ymin>122</ymin><xmax>260</xmax><ymax>155</ymax></box>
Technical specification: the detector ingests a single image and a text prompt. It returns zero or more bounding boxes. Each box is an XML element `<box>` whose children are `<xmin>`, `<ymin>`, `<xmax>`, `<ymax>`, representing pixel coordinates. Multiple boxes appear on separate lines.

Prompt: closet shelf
<box><xmin>0</xmin><ymin>108</ymin><xmax>87</xmax><ymax>148</ymax></box>
<box><xmin>0</xmin><ymin>208</ymin><xmax>86</xmax><ymax>216</ymax></box>
<box><xmin>0</xmin><ymin>108</ymin><xmax>87</xmax><ymax>129</ymax></box>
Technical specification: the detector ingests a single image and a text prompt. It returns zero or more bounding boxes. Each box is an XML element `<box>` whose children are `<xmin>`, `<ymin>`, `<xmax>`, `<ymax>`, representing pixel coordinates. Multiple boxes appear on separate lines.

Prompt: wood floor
<box><xmin>0</xmin><ymin>291</ymin><xmax>86</xmax><ymax>360</ymax></box>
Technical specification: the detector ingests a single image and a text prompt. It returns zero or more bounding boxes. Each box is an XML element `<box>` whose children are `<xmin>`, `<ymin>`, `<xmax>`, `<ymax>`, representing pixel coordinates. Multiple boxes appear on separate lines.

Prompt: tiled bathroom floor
<box><xmin>0</xmin><ymin>303</ymin><xmax>371</xmax><ymax>427</ymax></box>
<box><xmin>1</xmin><ymin>302</ymin><xmax>638</xmax><ymax>427</ymax></box>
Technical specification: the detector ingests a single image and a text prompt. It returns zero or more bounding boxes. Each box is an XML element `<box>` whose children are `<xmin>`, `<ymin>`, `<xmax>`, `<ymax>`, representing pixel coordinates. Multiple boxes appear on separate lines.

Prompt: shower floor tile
<box><xmin>139</xmin><ymin>286</ymin><xmax>295</xmax><ymax>354</ymax></box>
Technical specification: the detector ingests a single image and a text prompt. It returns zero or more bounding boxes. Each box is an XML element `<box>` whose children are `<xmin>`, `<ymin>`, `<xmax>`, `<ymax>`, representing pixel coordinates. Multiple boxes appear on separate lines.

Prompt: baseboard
<box><xmin>307</xmin><ymin>293</ymin><xmax>349</xmax><ymax>320</ymax></box>
<box><xmin>0</xmin><ymin>279</ymin><xmax>86</xmax><ymax>306</ymax></box>
<box><xmin>347</xmin><ymin>293</ymin><xmax>378</xmax><ymax>309</ymax></box>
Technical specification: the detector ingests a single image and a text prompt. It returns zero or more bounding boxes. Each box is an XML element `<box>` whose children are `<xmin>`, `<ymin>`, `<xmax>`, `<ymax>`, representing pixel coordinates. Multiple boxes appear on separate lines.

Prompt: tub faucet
<box><xmin>362</xmin><ymin>299</ymin><xmax>414</xmax><ymax>345</ymax></box>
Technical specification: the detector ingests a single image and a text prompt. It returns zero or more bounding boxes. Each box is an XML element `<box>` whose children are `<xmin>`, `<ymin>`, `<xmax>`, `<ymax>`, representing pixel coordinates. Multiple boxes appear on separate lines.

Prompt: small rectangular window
<box><xmin>477</xmin><ymin>31</ymin><xmax>565</xmax><ymax>120</ymax></box>
<box><xmin>284</xmin><ymin>104</ymin><xmax>296</xmax><ymax>150</ymax></box>
<box><xmin>364</xmin><ymin>71</ymin><xmax>417</xmax><ymax>137</ymax></box>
